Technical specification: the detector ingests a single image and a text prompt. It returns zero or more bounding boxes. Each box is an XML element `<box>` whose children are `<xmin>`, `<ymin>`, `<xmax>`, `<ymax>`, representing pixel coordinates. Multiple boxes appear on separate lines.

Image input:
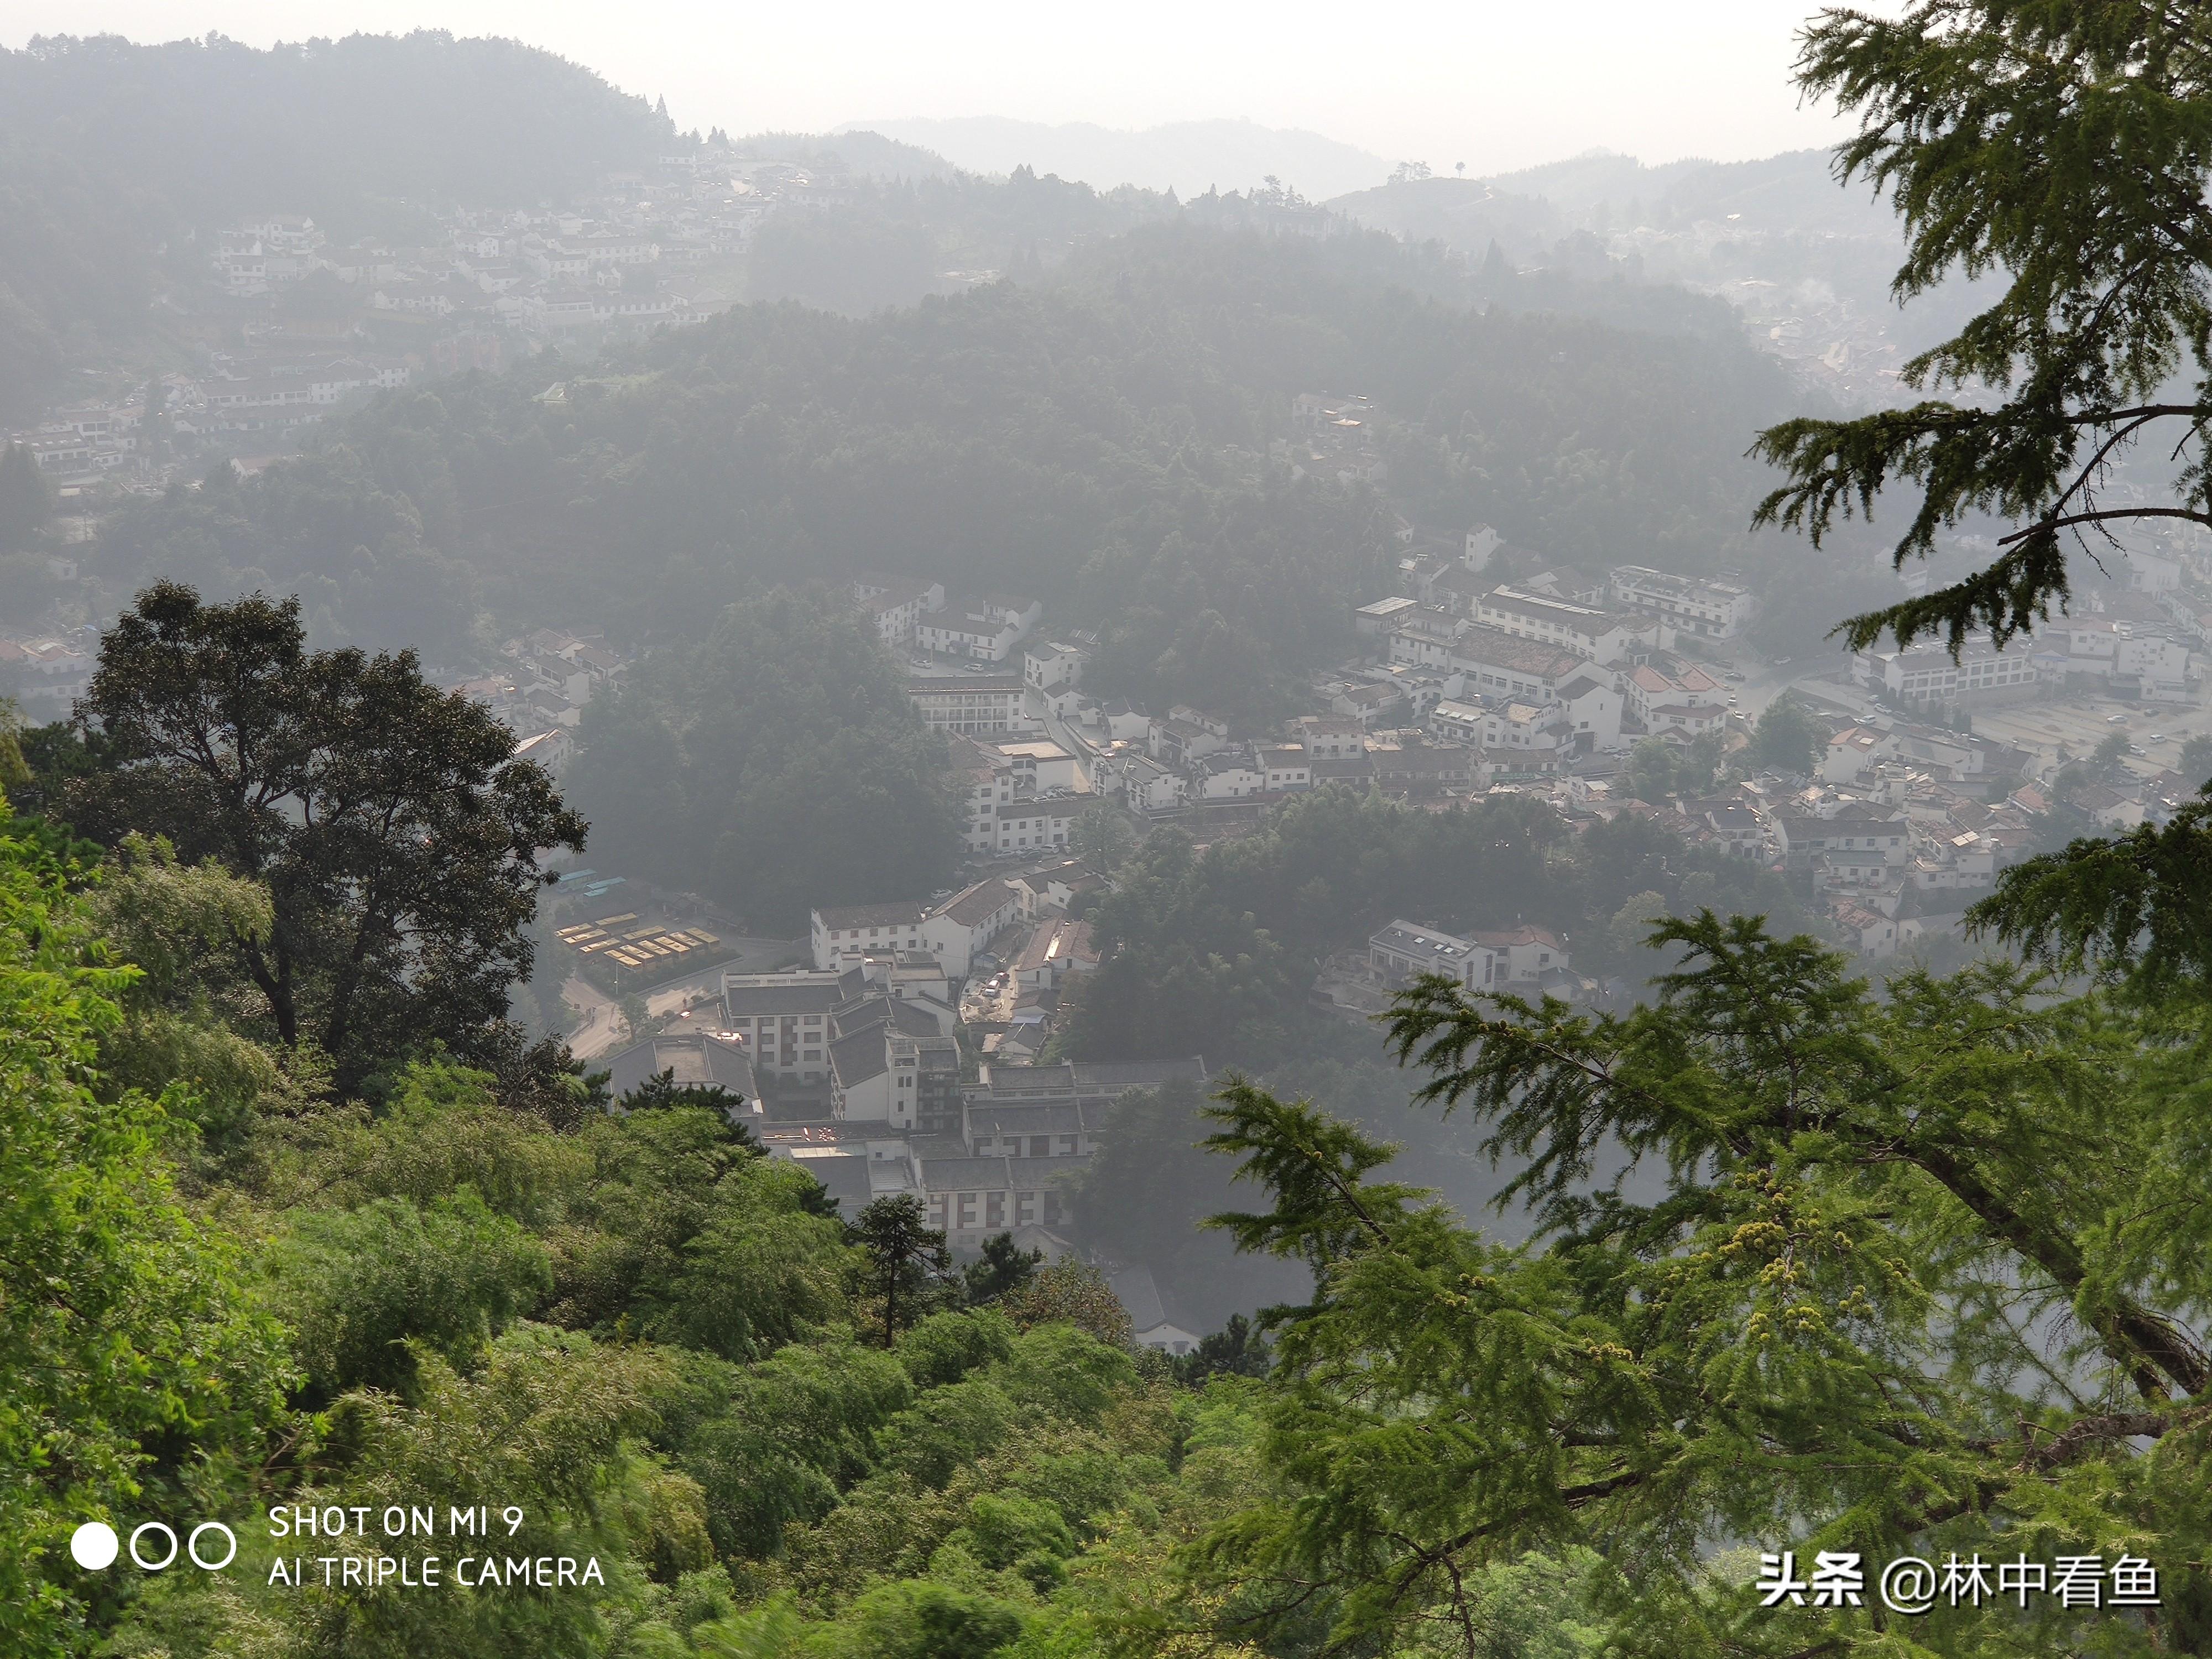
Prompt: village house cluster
<box><xmin>597</xmin><ymin>860</ymin><xmax>1214</xmax><ymax>1353</ymax></box>
<box><xmin>1</xmin><ymin>139</ymin><xmax>880</xmax><ymax>504</ymax></box>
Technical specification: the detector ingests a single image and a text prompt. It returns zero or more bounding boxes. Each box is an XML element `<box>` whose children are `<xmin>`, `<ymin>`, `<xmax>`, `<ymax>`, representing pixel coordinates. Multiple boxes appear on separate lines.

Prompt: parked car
<box><xmin>2108</xmin><ymin>713</ymin><xmax>2131</xmax><ymax>724</ymax></box>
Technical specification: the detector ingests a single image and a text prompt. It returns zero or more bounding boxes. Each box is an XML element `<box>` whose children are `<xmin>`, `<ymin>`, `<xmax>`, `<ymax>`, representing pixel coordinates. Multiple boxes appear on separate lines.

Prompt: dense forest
<box><xmin>0</xmin><ymin>31</ymin><xmax>674</xmax><ymax>413</ymax></box>
<box><xmin>562</xmin><ymin>591</ymin><xmax>965</xmax><ymax>932</ymax></box>
<box><xmin>1063</xmin><ymin>782</ymin><xmax>1809</xmax><ymax>1068</ymax></box>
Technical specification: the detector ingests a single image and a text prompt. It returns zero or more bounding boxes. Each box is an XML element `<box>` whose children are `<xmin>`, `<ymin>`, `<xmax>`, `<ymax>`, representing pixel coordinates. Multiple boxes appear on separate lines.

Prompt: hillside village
<box><xmin>1</xmin><ymin>138</ymin><xmax>886</xmax><ymax>501</ymax></box>
<box><xmin>19</xmin><ymin>229</ymin><xmax>2212</xmax><ymax>1355</ymax></box>
<box><xmin>561</xmin><ymin>444</ymin><xmax>2212</xmax><ymax>1357</ymax></box>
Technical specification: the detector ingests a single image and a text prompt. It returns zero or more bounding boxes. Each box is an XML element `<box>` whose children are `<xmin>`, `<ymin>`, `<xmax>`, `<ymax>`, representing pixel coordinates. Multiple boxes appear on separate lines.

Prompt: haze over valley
<box><xmin>7</xmin><ymin>13</ymin><xmax>2212</xmax><ymax>1658</ymax></box>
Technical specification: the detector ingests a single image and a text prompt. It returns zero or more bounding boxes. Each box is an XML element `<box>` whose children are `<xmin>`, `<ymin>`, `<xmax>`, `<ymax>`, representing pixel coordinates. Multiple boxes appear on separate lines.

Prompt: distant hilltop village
<box><xmin>2</xmin><ymin>139</ymin><xmax>894</xmax><ymax>502</ymax></box>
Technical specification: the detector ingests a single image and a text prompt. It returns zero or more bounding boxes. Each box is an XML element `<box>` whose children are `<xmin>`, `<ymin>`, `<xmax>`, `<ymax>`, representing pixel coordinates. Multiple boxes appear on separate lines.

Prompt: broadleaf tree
<box><xmin>63</xmin><ymin>581</ymin><xmax>586</xmax><ymax>1091</ymax></box>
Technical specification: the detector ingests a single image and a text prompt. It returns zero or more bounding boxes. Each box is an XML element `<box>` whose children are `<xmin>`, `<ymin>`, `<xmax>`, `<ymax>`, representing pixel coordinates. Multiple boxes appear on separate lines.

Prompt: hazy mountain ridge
<box><xmin>841</xmin><ymin>114</ymin><xmax>1393</xmax><ymax>199</ymax></box>
<box><xmin>1328</xmin><ymin>148</ymin><xmax>1987</xmax><ymax>403</ymax></box>
<box><xmin>0</xmin><ymin>31</ymin><xmax>676</xmax><ymax>414</ymax></box>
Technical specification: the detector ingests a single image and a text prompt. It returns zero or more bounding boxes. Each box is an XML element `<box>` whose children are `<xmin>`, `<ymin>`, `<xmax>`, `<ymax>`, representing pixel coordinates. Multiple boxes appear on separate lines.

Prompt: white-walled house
<box><xmin>916</xmin><ymin>594</ymin><xmax>1043</xmax><ymax>661</ymax></box>
<box><xmin>923</xmin><ymin>879</ymin><xmax>1022</xmax><ymax>977</ymax></box>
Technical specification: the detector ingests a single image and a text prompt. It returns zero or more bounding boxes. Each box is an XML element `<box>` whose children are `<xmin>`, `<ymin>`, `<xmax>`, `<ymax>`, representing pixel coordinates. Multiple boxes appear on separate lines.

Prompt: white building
<box><xmin>916</xmin><ymin>594</ymin><xmax>1043</xmax><ymax>661</ymax></box>
<box><xmin>998</xmin><ymin>739</ymin><xmax>1084</xmax><ymax>795</ymax></box>
<box><xmin>907</xmin><ymin>676</ymin><xmax>1034</xmax><ymax>737</ymax></box>
<box><xmin>1609</xmin><ymin>566</ymin><xmax>1757</xmax><ymax>639</ymax></box>
<box><xmin>1557</xmin><ymin>674</ymin><xmax>1624</xmax><ymax>747</ymax></box>
<box><xmin>855</xmin><ymin>577</ymin><xmax>945</xmax><ymax>646</ymax></box>
<box><xmin>1855</xmin><ymin>634</ymin><xmax>2039</xmax><ymax>703</ymax></box>
<box><xmin>1259</xmin><ymin>744</ymin><xmax>1313</xmax><ymax>792</ymax></box>
<box><xmin>1475</xmin><ymin>586</ymin><xmax>1654</xmax><ymax>663</ymax></box>
<box><xmin>1191</xmin><ymin>753</ymin><xmax>1266</xmax><ymax>799</ymax></box>
<box><xmin>1624</xmin><ymin>661</ymin><xmax>1729</xmax><ymax>739</ymax></box>
<box><xmin>923</xmin><ymin>879</ymin><xmax>1022</xmax><ymax>977</ymax></box>
<box><xmin>1368</xmin><ymin>919</ymin><xmax>1569</xmax><ymax>994</ymax></box>
<box><xmin>812</xmin><ymin>901</ymin><xmax>935</xmax><ymax>971</ymax></box>
<box><xmin>1023</xmin><ymin>641</ymin><xmax>1084</xmax><ymax>692</ymax></box>
<box><xmin>979</xmin><ymin>795</ymin><xmax>1086</xmax><ymax>855</ymax></box>
<box><xmin>719</xmin><ymin>970</ymin><xmax>850</xmax><ymax>1083</ymax></box>
<box><xmin>947</xmin><ymin>735</ymin><xmax>1018</xmax><ymax>853</ymax></box>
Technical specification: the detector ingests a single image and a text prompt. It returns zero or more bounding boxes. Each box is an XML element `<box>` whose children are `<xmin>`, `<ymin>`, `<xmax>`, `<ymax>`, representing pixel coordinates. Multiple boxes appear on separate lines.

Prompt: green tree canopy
<box><xmin>63</xmin><ymin>581</ymin><xmax>586</xmax><ymax>1090</ymax></box>
<box><xmin>851</xmin><ymin>1193</ymin><xmax>954</xmax><ymax>1347</ymax></box>
<box><xmin>1193</xmin><ymin>917</ymin><xmax>2212</xmax><ymax>1655</ymax></box>
<box><xmin>565</xmin><ymin>589</ymin><xmax>962</xmax><ymax>934</ymax></box>
<box><xmin>1749</xmin><ymin>692</ymin><xmax>1821</xmax><ymax>775</ymax></box>
<box><xmin>0</xmin><ymin>440</ymin><xmax>53</xmax><ymax>548</ymax></box>
<box><xmin>1752</xmin><ymin>1</ymin><xmax>2212</xmax><ymax>652</ymax></box>
<box><xmin>0</xmin><ymin>804</ymin><xmax>289</xmax><ymax>1657</ymax></box>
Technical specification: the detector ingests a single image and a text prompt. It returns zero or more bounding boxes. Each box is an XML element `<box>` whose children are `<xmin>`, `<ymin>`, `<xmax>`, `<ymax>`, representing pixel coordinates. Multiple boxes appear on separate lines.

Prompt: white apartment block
<box><xmin>980</xmin><ymin>796</ymin><xmax>1085</xmax><ymax>855</ymax></box>
<box><xmin>1855</xmin><ymin>635</ymin><xmax>2039</xmax><ymax>703</ymax></box>
<box><xmin>907</xmin><ymin>676</ymin><xmax>1032</xmax><ymax>737</ymax></box>
<box><xmin>1023</xmin><ymin>641</ymin><xmax>1083</xmax><ymax>691</ymax></box>
<box><xmin>1368</xmin><ymin>919</ymin><xmax>1568</xmax><ymax>994</ymax></box>
<box><xmin>1258</xmin><ymin>744</ymin><xmax>1312</xmax><ymax>791</ymax></box>
<box><xmin>808</xmin><ymin>879</ymin><xmax>1022</xmax><ymax>980</ymax></box>
<box><xmin>719</xmin><ymin>971</ymin><xmax>845</xmax><ymax>1083</ymax></box>
<box><xmin>811</xmin><ymin>902</ymin><xmax>933</xmax><ymax>970</ymax></box>
<box><xmin>1609</xmin><ymin>566</ymin><xmax>1757</xmax><ymax>639</ymax></box>
<box><xmin>1475</xmin><ymin>586</ymin><xmax>1651</xmax><ymax>662</ymax></box>
<box><xmin>998</xmin><ymin>739</ymin><xmax>1083</xmax><ymax>794</ymax></box>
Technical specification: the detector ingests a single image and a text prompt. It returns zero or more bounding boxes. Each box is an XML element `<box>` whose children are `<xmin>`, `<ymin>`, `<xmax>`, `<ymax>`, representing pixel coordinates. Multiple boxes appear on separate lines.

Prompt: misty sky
<box><xmin>4</xmin><ymin>0</ymin><xmax>1858</xmax><ymax>180</ymax></box>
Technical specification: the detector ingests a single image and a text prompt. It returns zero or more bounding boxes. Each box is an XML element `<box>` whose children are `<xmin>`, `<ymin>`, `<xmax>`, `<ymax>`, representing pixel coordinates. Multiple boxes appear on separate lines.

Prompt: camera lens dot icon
<box><xmin>70</xmin><ymin>1522</ymin><xmax>119</xmax><ymax>1571</ymax></box>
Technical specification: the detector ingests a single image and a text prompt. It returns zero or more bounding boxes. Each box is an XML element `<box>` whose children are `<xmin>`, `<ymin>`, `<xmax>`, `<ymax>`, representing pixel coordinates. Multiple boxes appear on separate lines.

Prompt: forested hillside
<box><xmin>90</xmin><ymin>221</ymin><xmax>1801</xmax><ymax>680</ymax></box>
<box><xmin>0</xmin><ymin>32</ymin><xmax>674</xmax><ymax>411</ymax></box>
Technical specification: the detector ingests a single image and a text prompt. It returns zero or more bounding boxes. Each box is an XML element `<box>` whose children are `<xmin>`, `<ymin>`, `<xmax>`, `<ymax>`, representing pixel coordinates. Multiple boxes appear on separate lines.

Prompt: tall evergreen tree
<box><xmin>1197</xmin><ymin>916</ymin><xmax>2212</xmax><ymax>1656</ymax></box>
<box><xmin>850</xmin><ymin>1193</ymin><xmax>951</xmax><ymax>1347</ymax></box>
<box><xmin>1752</xmin><ymin>2</ymin><xmax>2212</xmax><ymax>653</ymax></box>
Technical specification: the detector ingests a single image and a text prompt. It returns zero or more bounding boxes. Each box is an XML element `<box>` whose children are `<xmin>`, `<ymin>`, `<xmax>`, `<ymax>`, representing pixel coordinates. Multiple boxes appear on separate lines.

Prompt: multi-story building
<box><xmin>827</xmin><ymin>1003</ymin><xmax>961</xmax><ymax>1130</ymax></box>
<box><xmin>719</xmin><ymin>969</ymin><xmax>855</xmax><ymax>1084</ymax></box>
<box><xmin>979</xmin><ymin>795</ymin><xmax>1086</xmax><ymax>855</ymax></box>
<box><xmin>907</xmin><ymin>676</ymin><xmax>1032</xmax><ymax>737</ymax></box>
<box><xmin>1624</xmin><ymin>661</ymin><xmax>1729</xmax><ymax>738</ymax></box>
<box><xmin>945</xmin><ymin>734</ymin><xmax>1018</xmax><ymax>852</ymax></box>
<box><xmin>1769</xmin><ymin>804</ymin><xmax>1912</xmax><ymax>870</ymax></box>
<box><xmin>1368</xmin><ymin>919</ymin><xmax>1570</xmax><ymax>993</ymax></box>
<box><xmin>1475</xmin><ymin>585</ymin><xmax>1652</xmax><ymax>662</ymax></box>
<box><xmin>1855</xmin><ymin>634</ymin><xmax>2040</xmax><ymax>703</ymax></box>
<box><xmin>811</xmin><ymin>901</ymin><xmax>934</xmax><ymax>971</ymax></box>
<box><xmin>1369</xmin><ymin>921</ymin><xmax>1499</xmax><ymax>992</ymax></box>
<box><xmin>1023</xmin><ymin>641</ymin><xmax>1084</xmax><ymax>692</ymax></box>
<box><xmin>854</xmin><ymin>577</ymin><xmax>945</xmax><ymax>646</ymax></box>
<box><xmin>1608</xmin><ymin>566</ymin><xmax>1757</xmax><ymax>639</ymax></box>
<box><xmin>1258</xmin><ymin>744</ymin><xmax>1312</xmax><ymax>792</ymax></box>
